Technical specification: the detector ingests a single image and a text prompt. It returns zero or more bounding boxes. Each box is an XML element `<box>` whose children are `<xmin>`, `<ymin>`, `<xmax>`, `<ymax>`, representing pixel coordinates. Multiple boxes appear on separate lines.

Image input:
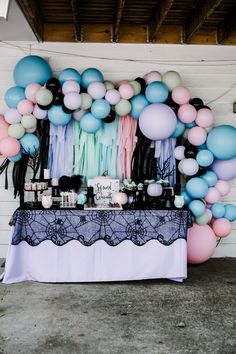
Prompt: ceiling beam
<box><xmin>16</xmin><ymin>0</ymin><xmax>43</xmax><ymax>41</ymax></box>
<box><xmin>149</xmin><ymin>0</ymin><xmax>175</xmax><ymax>42</ymax></box>
<box><xmin>184</xmin><ymin>0</ymin><xmax>223</xmax><ymax>43</ymax></box>
<box><xmin>71</xmin><ymin>0</ymin><xmax>82</xmax><ymax>42</ymax></box>
<box><xmin>217</xmin><ymin>9</ymin><xmax>236</xmax><ymax>43</ymax></box>
<box><xmin>112</xmin><ymin>0</ymin><xmax>126</xmax><ymax>42</ymax></box>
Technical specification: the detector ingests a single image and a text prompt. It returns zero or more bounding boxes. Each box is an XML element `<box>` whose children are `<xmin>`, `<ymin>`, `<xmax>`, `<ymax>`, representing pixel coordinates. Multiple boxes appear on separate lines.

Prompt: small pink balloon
<box><xmin>25</xmin><ymin>83</ymin><xmax>42</xmax><ymax>103</ymax></box>
<box><xmin>0</xmin><ymin>116</ymin><xmax>9</xmax><ymax>141</ymax></box>
<box><xmin>171</xmin><ymin>86</ymin><xmax>191</xmax><ymax>105</ymax></box>
<box><xmin>87</xmin><ymin>82</ymin><xmax>106</xmax><ymax>100</ymax></box>
<box><xmin>181</xmin><ymin>158</ymin><xmax>199</xmax><ymax>176</ymax></box>
<box><xmin>0</xmin><ymin>136</ymin><xmax>21</xmax><ymax>157</ymax></box>
<box><xmin>119</xmin><ymin>83</ymin><xmax>135</xmax><ymax>100</ymax></box>
<box><xmin>33</xmin><ymin>104</ymin><xmax>48</xmax><ymax>120</ymax></box>
<box><xmin>205</xmin><ymin>208</ymin><xmax>213</xmax><ymax>222</ymax></box>
<box><xmin>187</xmin><ymin>223</ymin><xmax>216</xmax><ymax>264</ymax></box>
<box><xmin>173</xmin><ymin>145</ymin><xmax>185</xmax><ymax>160</ymax></box>
<box><xmin>62</xmin><ymin>80</ymin><xmax>80</xmax><ymax>95</ymax></box>
<box><xmin>205</xmin><ymin>187</ymin><xmax>221</xmax><ymax>204</ymax></box>
<box><xmin>188</xmin><ymin>126</ymin><xmax>207</xmax><ymax>146</ymax></box>
<box><xmin>17</xmin><ymin>99</ymin><xmax>34</xmax><ymax>115</ymax></box>
<box><xmin>195</xmin><ymin>108</ymin><xmax>214</xmax><ymax>128</ymax></box>
<box><xmin>178</xmin><ymin>104</ymin><xmax>197</xmax><ymax>123</ymax></box>
<box><xmin>4</xmin><ymin>108</ymin><xmax>22</xmax><ymax>124</ymax></box>
<box><xmin>25</xmin><ymin>126</ymin><xmax>37</xmax><ymax>133</ymax></box>
<box><xmin>105</xmin><ymin>89</ymin><xmax>121</xmax><ymax>105</ymax></box>
<box><xmin>214</xmin><ymin>180</ymin><xmax>230</xmax><ymax>196</ymax></box>
<box><xmin>145</xmin><ymin>71</ymin><xmax>162</xmax><ymax>84</ymax></box>
<box><xmin>73</xmin><ymin>109</ymin><xmax>87</xmax><ymax>121</ymax></box>
<box><xmin>212</xmin><ymin>218</ymin><xmax>232</xmax><ymax>238</ymax></box>
<box><xmin>63</xmin><ymin>92</ymin><xmax>81</xmax><ymax>110</ymax></box>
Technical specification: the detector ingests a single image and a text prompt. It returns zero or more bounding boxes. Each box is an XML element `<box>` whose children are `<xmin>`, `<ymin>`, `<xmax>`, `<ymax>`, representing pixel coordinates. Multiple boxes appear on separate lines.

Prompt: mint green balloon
<box><xmin>129</xmin><ymin>80</ymin><xmax>141</xmax><ymax>95</ymax></box>
<box><xmin>80</xmin><ymin>93</ymin><xmax>93</xmax><ymax>110</ymax></box>
<box><xmin>35</xmin><ymin>88</ymin><xmax>53</xmax><ymax>106</ymax></box>
<box><xmin>21</xmin><ymin>114</ymin><xmax>37</xmax><ymax>129</ymax></box>
<box><xmin>104</xmin><ymin>80</ymin><xmax>115</xmax><ymax>90</ymax></box>
<box><xmin>8</xmin><ymin>123</ymin><xmax>25</xmax><ymax>139</ymax></box>
<box><xmin>162</xmin><ymin>71</ymin><xmax>182</xmax><ymax>91</ymax></box>
<box><xmin>115</xmin><ymin>99</ymin><xmax>131</xmax><ymax>116</ymax></box>
<box><xmin>196</xmin><ymin>213</ymin><xmax>209</xmax><ymax>225</ymax></box>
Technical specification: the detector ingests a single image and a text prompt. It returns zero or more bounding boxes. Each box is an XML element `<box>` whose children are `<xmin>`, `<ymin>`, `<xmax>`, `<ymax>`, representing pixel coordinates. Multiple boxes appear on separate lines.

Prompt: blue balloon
<box><xmin>185</xmin><ymin>122</ymin><xmax>196</xmax><ymax>128</ymax></box>
<box><xmin>58</xmin><ymin>68</ymin><xmax>81</xmax><ymax>84</ymax></box>
<box><xmin>224</xmin><ymin>204</ymin><xmax>236</xmax><ymax>222</ymax></box>
<box><xmin>48</xmin><ymin>105</ymin><xmax>72</xmax><ymax>126</ymax></box>
<box><xmin>186</xmin><ymin>177</ymin><xmax>208</xmax><ymax>199</ymax></box>
<box><xmin>211</xmin><ymin>203</ymin><xmax>225</xmax><ymax>218</ymax></box>
<box><xmin>91</xmin><ymin>99</ymin><xmax>110</xmax><ymax>119</ymax></box>
<box><xmin>145</xmin><ymin>82</ymin><xmax>169</xmax><ymax>103</ymax></box>
<box><xmin>171</xmin><ymin>120</ymin><xmax>185</xmax><ymax>138</ymax></box>
<box><xmin>189</xmin><ymin>200</ymin><xmax>206</xmax><ymax>218</ymax></box>
<box><xmin>207</xmin><ymin>125</ymin><xmax>236</xmax><ymax>160</ymax></box>
<box><xmin>130</xmin><ymin>94</ymin><xmax>149</xmax><ymax>119</ymax></box>
<box><xmin>8</xmin><ymin>151</ymin><xmax>22</xmax><ymax>162</ymax></box>
<box><xmin>181</xmin><ymin>191</ymin><xmax>192</xmax><ymax>205</ymax></box>
<box><xmin>20</xmin><ymin>133</ymin><xmax>40</xmax><ymax>155</ymax></box>
<box><xmin>196</xmin><ymin>149</ymin><xmax>214</xmax><ymax>167</ymax></box>
<box><xmin>13</xmin><ymin>55</ymin><xmax>52</xmax><ymax>88</ymax></box>
<box><xmin>4</xmin><ymin>86</ymin><xmax>25</xmax><ymax>108</ymax></box>
<box><xmin>81</xmin><ymin>68</ymin><xmax>104</xmax><ymax>89</ymax></box>
<box><xmin>201</xmin><ymin>171</ymin><xmax>218</xmax><ymax>187</ymax></box>
<box><xmin>80</xmin><ymin>112</ymin><xmax>103</xmax><ymax>133</ymax></box>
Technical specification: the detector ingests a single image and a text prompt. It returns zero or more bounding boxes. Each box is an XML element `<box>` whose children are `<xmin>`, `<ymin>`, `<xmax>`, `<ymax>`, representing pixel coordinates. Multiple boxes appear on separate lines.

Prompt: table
<box><xmin>1</xmin><ymin>208</ymin><xmax>192</xmax><ymax>283</ymax></box>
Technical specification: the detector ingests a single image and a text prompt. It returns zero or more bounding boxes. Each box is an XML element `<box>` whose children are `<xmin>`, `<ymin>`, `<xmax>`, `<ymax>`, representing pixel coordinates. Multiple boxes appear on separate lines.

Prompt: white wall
<box><xmin>0</xmin><ymin>42</ymin><xmax>236</xmax><ymax>257</ymax></box>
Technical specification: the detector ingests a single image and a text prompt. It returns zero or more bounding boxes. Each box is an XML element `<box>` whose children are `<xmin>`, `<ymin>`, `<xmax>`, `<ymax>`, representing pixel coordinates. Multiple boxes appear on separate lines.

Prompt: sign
<box><xmin>87</xmin><ymin>178</ymin><xmax>119</xmax><ymax>205</ymax></box>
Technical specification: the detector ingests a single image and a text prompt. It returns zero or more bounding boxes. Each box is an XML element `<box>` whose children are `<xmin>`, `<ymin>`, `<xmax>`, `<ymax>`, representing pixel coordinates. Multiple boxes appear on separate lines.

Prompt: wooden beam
<box><xmin>71</xmin><ymin>0</ymin><xmax>82</xmax><ymax>42</ymax></box>
<box><xmin>149</xmin><ymin>0</ymin><xmax>175</xmax><ymax>42</ymax></box>
<box><xmin>184</xmin><ymin>0</ymin><xmax>223</xmax><ymax>43</ymax></box>
<box><xmin>217</xmin><ymin>9</ymin><xmax>236</xmax><ymax>44</ymax></box>
<box><xmin>16</xmin><ymin>0</ymin><xmax>43</xmax><ymax>41</ymax></box>
<box><xmin>112</xmin><ymin>0</ymin><xmax>126</xmax><ymax>42</ymax></box>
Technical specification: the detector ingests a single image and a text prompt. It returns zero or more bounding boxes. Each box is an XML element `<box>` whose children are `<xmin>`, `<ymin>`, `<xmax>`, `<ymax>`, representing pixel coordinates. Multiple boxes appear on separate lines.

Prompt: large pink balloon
<box><xmin>178</xmin><ymin>104</ymin><xmax>197</xmax><ymax>123</ymax></box>
<box><xmin>0</xmin><ymin>116</ymin><xmax>10</xmax><ymax>141</ymax></box>
<box><xmin>139</xmin><ymin>103</ymin><xmax>177</xmax><ymax>141</ymax></box>
<box><xmin>25</xmin><ymin>83</ymin><xmax>41</xmax><ymax>103</ymax></box>
<box><xmin>0</xmin><ymin>136</ymin><xmax>21</xmax><ymax>157</ymax></box>
<box><xmin>195</xmin><ymin>108</ymin><xmax>214</xmax><ymax>128</ymax></box>
<box><xmin>211</xmin><ymin>157</ymin><xmax>236</xmax><ymax>181</ymax></box>
<box><xmin>187</xmin><ymin>223</ymin><xmax>216</xmax><ymax>264</ymax></box>
<box><xmin>188</xmin><ymin>126</ymin><xmax>207</xmax><ymax>146</ymax></box>
<box><xmin>215</xmin><ymin>180</ymin><xmax>230</xmax><ymax>196</ymax></box>
<box><xmin>212</xmin><ymin>218</ymin><xmax>232</xmax><ymax>238</ymax></box>
<box><xmin>171</xmin><ymin>86</ymin><xmax>191</xmax><ymax>105</ymax></box>
<box><xmin>204</xmin><ymin>187</ymin><xmax>221</xmax><ymax>204</ymax></box>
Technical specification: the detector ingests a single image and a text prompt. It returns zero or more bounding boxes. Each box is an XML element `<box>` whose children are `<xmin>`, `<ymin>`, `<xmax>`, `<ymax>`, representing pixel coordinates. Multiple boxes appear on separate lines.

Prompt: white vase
<box><xmin>174</xmin><ymin>195</ymin><xmax>184</xmax><ymax>208</ymax></box>
<box><xmin>42</xmin><ymin>195</ymin><xmax>52</xmax><ymax>209</ymax></box>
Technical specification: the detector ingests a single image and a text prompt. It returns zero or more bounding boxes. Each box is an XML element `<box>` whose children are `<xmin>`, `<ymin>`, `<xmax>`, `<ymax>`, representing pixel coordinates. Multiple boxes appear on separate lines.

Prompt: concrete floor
<box><xmin>0</xmin><ymin>258</ymin><xmax>236</xmax><ymax>354</ymax></box>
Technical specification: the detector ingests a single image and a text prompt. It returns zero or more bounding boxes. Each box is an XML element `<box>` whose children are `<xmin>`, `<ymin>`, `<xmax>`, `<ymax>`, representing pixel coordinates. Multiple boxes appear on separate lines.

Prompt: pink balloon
<box><xmin>119</xmin><ymin>83</ymin><xmax>135</xmax><ymax>100</ymax></box>
<box><xmin>118</xmin><ymin>80</ymin><xmax>129</xmax><ymax>87</ymax></box>
<box><xmin>87</xmin><ymin>82</ymin><xmax>106</xmax><ymax>100</ymax></box>
<box><xmin>145</xmin><ymin>71</ymin><xmax>162</xmax><ymax>84</ymax></box>
<box><xmin>178</xmin><ymin>104</ymin><xmax>197</xmax><ymax>123</ymax></box>
<box><xmin>211</xmin><ymin>157</ymin><xmax>236</xmax><ymax>181</ymax></box>
<box><xmin>173</xmin><ymin>145</ymin><xmax>185</xmax><ymax>160</ymax></box>
<box><xmin>105</xmin><ymin>89</ymin><xmax>121</xmax><ymax>105</ymax></box>
<box><xmin>33</xmin><ymin>104</ymin><xmax>48</xmax><ymax>120</ymax></box>
<box><xmin>62</xmin><ymin>80</ymin><xmax>80</xmax><ymax>95</ymax></box>
<box><xmin>205</xmin><ymin>187</ymin><xmax>221</xmax><ymax>204</ymax></box>
<box><xmin>181</xmin><ymin>158</ymin><xmax>199</xmax><ymax>176</ymax></box>
<box><xmin>212</xmin><ymin>218</ymin><xmax>232</xmax><ymax>238</ymax></box>
<box><xmin>17</xmin><ymin>99</ymin><xmax>34</xmax><ymax>115</ymax></box>
<box><xmin>63</xmin><ymin>92</ymin><xmax>81</xmax><ymax>110</ymax></box>
<box><xmin>171</xmin><ymin>86</ymin><xmax>191</xmax><ymax>105</ymax></box>
<box><xmin>73</xmin><ymin>109</ymin><xmax>87</xmax><ymax>121</ymax></box>
<box><xmin>205</xmin><ymin>208</ymin><xmax>213</xmax><ymax>222</ymax></box>
<box><xmin>25</xmin><ymin>83</ymin><xmax>41</xmax><ymax>103</ymax></box>
<box><xmin>0</xmin><ymin>136</ymin><xmax>21</xmax><ymax>157</ymax></box>
<box><xmin>0</xmin><ymin>115</ymin><xmax>10</xmax><ymax>141</ymax></box>
<box><xmin>4</xmin><ymin>108</ymin><xmax>21</xmax><ymax>124</ymax></box>
<box><xmin>195</xmin><ymin>108</ymin><xmax>214</xmax><ymax>128</ymax></box>
<box><xmin>188</xmin><ymin>126</ymin><xmax>207</xmax><ymax>146</ymax></box>
<box><xmin>215</xmin><ymin>180</ymin><xmax>230</xmax><ymax>196</ymax></box>
<box><xmin>187</xmin><ymin>223</ymin><xmax>216</xmax><ymax>264</ymax></box>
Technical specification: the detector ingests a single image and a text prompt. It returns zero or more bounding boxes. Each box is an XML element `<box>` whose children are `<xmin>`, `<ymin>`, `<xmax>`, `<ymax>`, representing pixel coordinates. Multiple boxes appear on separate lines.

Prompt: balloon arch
<box><xmin>0</xmin><ymin>55</ymin><xmax>236</xmax><ymax>264</ymax></box>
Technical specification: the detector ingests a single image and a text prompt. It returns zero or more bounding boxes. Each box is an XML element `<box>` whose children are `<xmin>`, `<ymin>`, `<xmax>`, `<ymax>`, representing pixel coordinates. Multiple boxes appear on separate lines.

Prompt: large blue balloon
<box><xmin>91</xmin><ymin>99</ymin><xmax>110</xmax><ymax>119</ymax></box>
<box><xmin>145</xmin><ymin>82</ymin><xmax>169</xmax><ymax>103</ymax></box>
<box><xmin>20</xmin><ymin>133</ymin><xmax>40</xmax><ymax>155</ymax></box>
<box><xmin>206</xmin><ymin>125</ymin><xmax>236</xmax><ymax>160</ymax></box>
<box><xmin>201</xmin><ymin>171</ymin><xmax>218</xmax><ymax>187</ymax></box>
<box><xmin>58</xmin><ymin>68</ymin><xmax>81</xmax><ymax>84</ymax></box>
<box><xmin>224</xmin><ymin>204</ymin><xmax>236</xmax><ymax>222</ymax></box>
<box><xmin>48</xmin><ymin>105</ymin><xmax>72</xmax><ymax>126</ymax></box>
<box><xmin>4</xmin><ymin>86</ymin><xmax>25</xmax><ymax>108</ymax></box>
<box><xmin>81</xmin><ymin>68</ymin><xmax>104</xmax><ymax>89</ymax></box>
<box><xmin>130</xmin><ymin>94</ymin><xmax>149</xmax><ymax>119</ymax></box>
<box><xmin>14</xmin><ymin>55</ymin><xmax>52</xmax><ymax>88</ymax></box>
<box><xmin>188</xmin><ymin>200</ymin><xmax>206</xmax><ymax>218</ymax></box>
<box><xmin>211</xmin><ymin>203</ymin><xmax>225</xmax><ymax>218</ymax></box>
<box><xmin>80</xmin><ymin>112</ymin><xmax>103</xmax><ymax>133</ymax></box>
<box><xmin>186</xmin><ymin>177</ymin><xmax>208</xmax><ymax>199</ymax></box>
<box><xmin>171</xmin><ymin>120</ymin><xmax>185</xmax><ymax>138</ymax></box>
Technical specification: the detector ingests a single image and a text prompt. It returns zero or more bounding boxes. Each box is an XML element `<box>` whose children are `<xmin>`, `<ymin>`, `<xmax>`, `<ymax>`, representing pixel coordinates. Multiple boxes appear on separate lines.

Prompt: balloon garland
<box><xmin>0</xmin><ymin>55</ymin><xmax>236</xmax><ymax>264</ymax></box>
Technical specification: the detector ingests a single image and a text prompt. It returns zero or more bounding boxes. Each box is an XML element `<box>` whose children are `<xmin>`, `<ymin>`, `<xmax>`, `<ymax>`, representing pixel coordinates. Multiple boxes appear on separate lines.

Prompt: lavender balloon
<box><xmin>139</xmin><ymin>103</ymin><xmax>177</xmax><ymax>141</ymax></box>
<box><xmin>211</xmin><ymin>157</ymin><xmax>236</xmax><ymax>181</ymax></box>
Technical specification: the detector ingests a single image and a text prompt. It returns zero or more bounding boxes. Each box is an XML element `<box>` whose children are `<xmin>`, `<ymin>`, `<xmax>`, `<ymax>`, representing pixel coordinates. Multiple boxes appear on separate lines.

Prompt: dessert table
<box><xmin>1</xmin><ymin>207</ymin><xmax>192</xmax><ymax>284</ymax></box>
